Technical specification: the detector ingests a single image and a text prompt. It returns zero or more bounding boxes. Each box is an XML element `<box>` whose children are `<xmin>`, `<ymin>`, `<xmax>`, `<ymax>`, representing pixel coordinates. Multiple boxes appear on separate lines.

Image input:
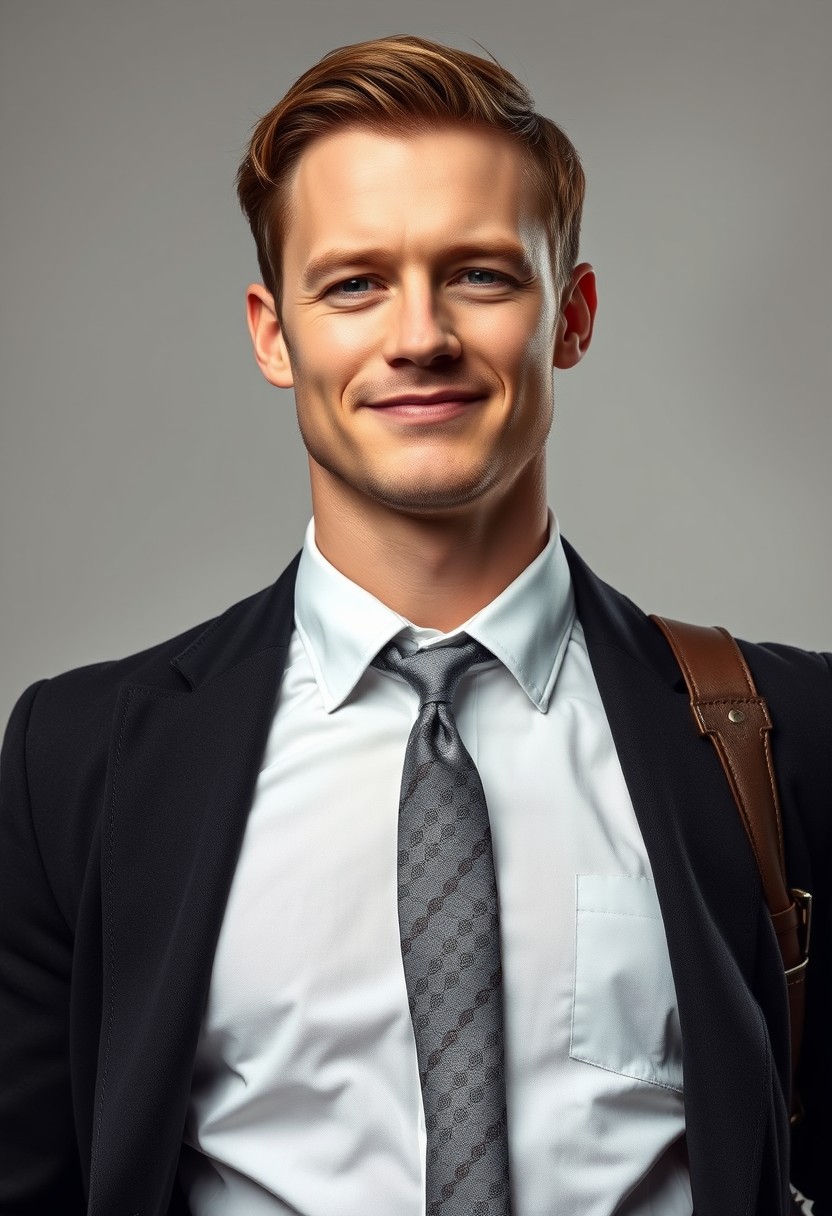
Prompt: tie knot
<box><xmin>371</xmin><ymin>634</ymin><xmax>495</xmax><ymax>708</ymax></box>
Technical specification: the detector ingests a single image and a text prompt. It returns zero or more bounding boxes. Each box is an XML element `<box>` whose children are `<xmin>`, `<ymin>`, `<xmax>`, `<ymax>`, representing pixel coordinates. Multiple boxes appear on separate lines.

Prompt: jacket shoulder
<box><xmin>16</xmin><ymin>571</ymin><xmax>290</xmax><ymax>733</ymax></box>
<box><xmin>735</xmin><ymin>636</ymin><xmax>832</xmax><ymax>760</ymax></box>
<box><xmin>39</xmin><ymin>581</ymin><xmax>279</xmax><ymax>699</ymax></box>
<box><xmin>737</xmin><ymin>634</ymin><xmax>832</xmax><ymax>689</ymax></box>
<box><xmin>2</xmin><ymin>581</ymin><xmax>284</xmax><ymax>912</ymax></box>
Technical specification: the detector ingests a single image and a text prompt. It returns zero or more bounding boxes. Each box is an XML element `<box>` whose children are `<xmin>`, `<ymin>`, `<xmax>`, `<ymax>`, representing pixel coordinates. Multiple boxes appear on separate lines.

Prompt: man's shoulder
<box><xmin>563</xmin><ymin>535</ymin><xmax>832</xmax><ymax>699</ymax></box>
<box><xmin>39</xmin><ymin>587</ymin><xmax>265</xmax><ymax>697</ymax></box>
<box><xmin>735</xmin><ymin>635</ymin><xmax>832</xmax><ymax>709</ymax></box>
<box><xmin>9</xmin><ymin>573</ymin><xmax>292</xmax><ymax>758</ymax></box>
<box><xmin>735</xmin><ymin>636</ymin><xmax>832</xmax><ymax>795</ymax></box>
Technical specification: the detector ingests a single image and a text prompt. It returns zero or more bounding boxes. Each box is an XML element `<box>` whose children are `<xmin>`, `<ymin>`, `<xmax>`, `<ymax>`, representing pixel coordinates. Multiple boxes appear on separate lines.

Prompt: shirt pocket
<box><xmin>569</xmin><ymin>874</ymin><xmax>683</xmax><ymax>1093</ymax></box>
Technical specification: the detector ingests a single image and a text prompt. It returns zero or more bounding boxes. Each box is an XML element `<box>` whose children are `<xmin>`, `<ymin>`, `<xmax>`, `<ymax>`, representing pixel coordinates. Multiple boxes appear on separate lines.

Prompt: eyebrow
<box><xmin>300</xmin><ymin>240</ymin><xmax>536</xmax><ymax>290</ymax></box>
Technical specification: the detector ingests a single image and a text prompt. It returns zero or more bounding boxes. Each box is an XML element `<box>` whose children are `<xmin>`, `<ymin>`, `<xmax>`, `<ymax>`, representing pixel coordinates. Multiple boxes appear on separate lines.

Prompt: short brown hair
<box><xmin>236</xmin><ymin>34</ymin><xmax>585</xmax><ymax>317</ymax></box>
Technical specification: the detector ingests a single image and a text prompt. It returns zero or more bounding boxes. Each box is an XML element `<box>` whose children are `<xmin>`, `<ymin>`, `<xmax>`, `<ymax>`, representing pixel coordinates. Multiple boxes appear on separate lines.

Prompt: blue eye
<box><xmin>330</xmin><ymin>277</ymin><xmax>373</xmax><ymax>296</ymax></box>
<box><xmin>464</xmin><ymin>269</ymin><xmax>506</xmax><ymax>285</ymax></box>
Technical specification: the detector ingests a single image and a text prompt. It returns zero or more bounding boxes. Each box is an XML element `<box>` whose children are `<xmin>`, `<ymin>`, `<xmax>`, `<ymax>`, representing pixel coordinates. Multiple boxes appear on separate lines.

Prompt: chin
<box><xmin>309</xmin><ymin>443</ymin><xmax>493</xmax><ymax>513</ymax></box>
<box><xmin>367</xmin><ymin>477</ymin><xmax>492</xmax><ymax>514</ymax></box>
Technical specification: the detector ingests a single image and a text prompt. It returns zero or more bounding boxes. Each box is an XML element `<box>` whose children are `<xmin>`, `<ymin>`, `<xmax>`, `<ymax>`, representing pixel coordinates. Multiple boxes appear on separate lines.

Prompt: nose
<box><xmin>381</xmin><ymin>279</ymin><xmax>462</xmax><ymax>367</ymax></box>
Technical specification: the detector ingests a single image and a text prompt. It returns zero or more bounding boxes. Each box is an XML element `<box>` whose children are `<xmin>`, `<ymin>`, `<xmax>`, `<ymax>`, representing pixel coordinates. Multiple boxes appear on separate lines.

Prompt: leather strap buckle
<box><xmin>785</xmin><ymin>888</ymin><xmax>812</xmax><ymax>980</ymax></box>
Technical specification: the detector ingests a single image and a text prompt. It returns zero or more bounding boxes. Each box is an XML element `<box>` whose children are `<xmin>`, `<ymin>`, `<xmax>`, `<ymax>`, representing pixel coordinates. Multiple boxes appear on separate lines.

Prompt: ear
<box><xmin>246</xmin><ymin>283</ymin><xmax>294</xmax><ymax>389</ymax></box>
<box><xmin>553</xmin><ymin>263</ymin><xmax>598</xmax><ymax>370</ymax></box>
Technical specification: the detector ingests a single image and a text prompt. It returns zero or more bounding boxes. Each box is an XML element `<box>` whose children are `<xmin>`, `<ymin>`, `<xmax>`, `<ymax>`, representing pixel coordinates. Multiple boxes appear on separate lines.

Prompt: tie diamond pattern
<box><xmin>372</xmin><ymin>635</ymin><xmax>511</xmax><ymax>1216</ymax></box>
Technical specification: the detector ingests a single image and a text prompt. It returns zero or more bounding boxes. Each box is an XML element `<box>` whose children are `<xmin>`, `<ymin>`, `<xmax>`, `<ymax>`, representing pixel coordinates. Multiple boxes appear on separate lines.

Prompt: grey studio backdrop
<box><xmin>1</xmin><ymin>0</ymin><xmax>830</xmax><ymax>731</ymax></box>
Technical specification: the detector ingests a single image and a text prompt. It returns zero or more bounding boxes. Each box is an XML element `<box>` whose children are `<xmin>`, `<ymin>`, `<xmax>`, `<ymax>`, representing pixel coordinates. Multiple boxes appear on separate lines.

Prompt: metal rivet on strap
<box><xmin>728</xmin><ymin>708</ymin><xmax>746</xmax><ymax>723</ymax></box>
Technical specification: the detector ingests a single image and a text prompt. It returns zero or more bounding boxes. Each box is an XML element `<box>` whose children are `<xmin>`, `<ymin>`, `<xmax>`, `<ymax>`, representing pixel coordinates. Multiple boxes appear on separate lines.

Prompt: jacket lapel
<box><xmin>89</xmin><ymin>555</ymin><xmax>301</xmax><ymax>1216</ymax></box>
<box><xmin>563</xmin><ymin>539</ymin><xmax>790</xmax><ymax>1214</ymax></box>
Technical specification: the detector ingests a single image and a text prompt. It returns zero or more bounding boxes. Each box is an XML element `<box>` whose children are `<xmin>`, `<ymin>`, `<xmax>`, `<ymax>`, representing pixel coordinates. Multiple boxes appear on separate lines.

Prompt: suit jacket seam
<box><xmin>173</xmin><ymin>603</ymin><xmax>237</xmax><ymax>664</ymax></box>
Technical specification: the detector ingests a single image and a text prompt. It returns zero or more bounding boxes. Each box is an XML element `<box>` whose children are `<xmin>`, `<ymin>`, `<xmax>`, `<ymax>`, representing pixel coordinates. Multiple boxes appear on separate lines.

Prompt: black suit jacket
<box><xmin>1</xmin><ymin>539</ymin><xmax>830</xmax><ymax>1216</ymax></box>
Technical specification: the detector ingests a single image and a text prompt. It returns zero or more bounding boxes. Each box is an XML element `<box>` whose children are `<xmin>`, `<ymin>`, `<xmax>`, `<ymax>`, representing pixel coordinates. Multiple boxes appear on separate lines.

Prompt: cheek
<box><xmin>517</xmin><ymin>328</ymin><xmax>554</xmax><ymax>381</ymax></box>
<box><xmin>517</xmin><ymin>302</ymin><xmax>557</xmax><ymax>381</ymax></box>
<box><xmin>304</xmin><ymin>320</ymin><xmax>376</xmax><ymax>398</ymax></box>
<box><xmin>472</xmin><ymin>302</ymin><xmax>550</xmax><ymax>376</ymax></box>
<box><xmin>292</xmin><ymin>323</ymin><xmax>368</xmax><ymax>397</ymax></box>
<box><xmin>492</xmin><ymin>325</ymin><xmax>555</xmax><ymax>432</ymax></box>
<box><xmin>488</xmin><ymin>329</ymin><xmax>550</xmax><ymax>400</ymax></box>
<box><xmin>316</xmin><ymin>312</ymin><xmax>379</xmax><ymax>359</ymax></box>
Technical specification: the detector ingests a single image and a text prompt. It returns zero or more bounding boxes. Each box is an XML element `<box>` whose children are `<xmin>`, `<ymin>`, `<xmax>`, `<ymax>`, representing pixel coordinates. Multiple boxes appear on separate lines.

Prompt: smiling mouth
<box><xmin>369</xmin><ymin>401</ymin><xmax>484</xmax><ymax>425</ymax></box>
<box><xmin>368</xmin><ymin>398</ymin><xmax>484</xmax><ymax>423</ymax></box>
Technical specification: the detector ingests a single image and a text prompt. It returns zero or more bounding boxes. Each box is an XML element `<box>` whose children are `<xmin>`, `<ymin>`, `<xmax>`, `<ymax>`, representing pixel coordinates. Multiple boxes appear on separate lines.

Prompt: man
<box><xmin>0</xmin><ymin>33</ymin><xmax>828</xmax><ymax>1216</ymax></box>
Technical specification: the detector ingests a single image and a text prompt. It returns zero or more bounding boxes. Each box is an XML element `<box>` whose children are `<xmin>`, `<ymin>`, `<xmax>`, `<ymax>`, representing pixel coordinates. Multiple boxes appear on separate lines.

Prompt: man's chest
<box><xmin>180</xmin><ymin>638</ymin><xmax>691</xmax><ymax>1214</ymax></box>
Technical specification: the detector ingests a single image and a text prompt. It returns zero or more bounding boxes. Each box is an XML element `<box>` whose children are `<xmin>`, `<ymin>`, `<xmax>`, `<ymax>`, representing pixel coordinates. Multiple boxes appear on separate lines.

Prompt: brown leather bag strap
<box><xmin>649</xmin><ymin>615</ymin><xmax>811</xmax><ymax>1121</ymax></box>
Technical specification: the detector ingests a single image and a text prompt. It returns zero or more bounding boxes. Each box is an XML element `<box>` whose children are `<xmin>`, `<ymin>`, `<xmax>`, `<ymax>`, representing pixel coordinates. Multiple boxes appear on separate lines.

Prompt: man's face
<box><xmin>249</xmin><ymin>123</ymin><xmax>591</xmax><ymax>517</ymax></box>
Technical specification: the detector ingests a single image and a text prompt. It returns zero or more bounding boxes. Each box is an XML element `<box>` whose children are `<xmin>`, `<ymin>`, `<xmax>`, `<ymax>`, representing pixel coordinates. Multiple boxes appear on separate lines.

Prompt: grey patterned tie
<box><xmin>371</xmin><ymin>634</ymin><xmax>512</xmax><ymax>1216</ymax></box>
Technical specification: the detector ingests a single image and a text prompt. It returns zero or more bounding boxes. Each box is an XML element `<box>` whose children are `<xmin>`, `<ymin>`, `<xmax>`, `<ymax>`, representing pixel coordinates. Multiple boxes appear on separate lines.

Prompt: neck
<box><xmin>309</xmin><ymin>459</ymin><xmax>550</xmax><ymax>633</ymax></box>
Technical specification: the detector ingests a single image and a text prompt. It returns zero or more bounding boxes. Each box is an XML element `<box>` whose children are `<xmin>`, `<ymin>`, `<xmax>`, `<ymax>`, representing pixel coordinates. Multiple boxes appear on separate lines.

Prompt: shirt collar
<box><xmin>294</xmin><ymin>507</ymin><xmax>575</xmax><ymax>714</ymax></box>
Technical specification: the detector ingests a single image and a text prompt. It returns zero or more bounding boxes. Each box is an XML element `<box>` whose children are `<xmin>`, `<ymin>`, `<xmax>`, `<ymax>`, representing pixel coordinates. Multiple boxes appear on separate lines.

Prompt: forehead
<box><xmin>283</xmin><ymin>124</ymin><xmax>545</xmax><ymax>270</ymax></box>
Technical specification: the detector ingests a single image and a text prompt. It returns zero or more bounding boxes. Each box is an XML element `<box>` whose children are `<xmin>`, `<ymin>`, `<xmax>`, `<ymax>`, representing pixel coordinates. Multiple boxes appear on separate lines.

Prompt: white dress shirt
<box><xmin>178</xmin><ymin>511</ymin><xmax>693</xmax><ymax>1215</ymax></box>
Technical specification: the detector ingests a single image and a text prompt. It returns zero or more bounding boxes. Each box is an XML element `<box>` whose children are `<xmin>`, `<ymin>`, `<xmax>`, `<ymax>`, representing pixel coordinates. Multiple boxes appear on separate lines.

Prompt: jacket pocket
<box><xmin>569</xmin><ymin>874</ymin><xmax>683</xmax><ymax>1092</ymax></box>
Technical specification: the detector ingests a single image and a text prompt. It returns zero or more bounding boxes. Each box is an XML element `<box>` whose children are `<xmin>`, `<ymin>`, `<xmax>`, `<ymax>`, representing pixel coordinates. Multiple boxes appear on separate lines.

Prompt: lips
<box><xmin>364</xmin><ymin>397</ymin><xmax>483</xmax><ymax>425</ymax></box>
<box><xmin>367</xmin><ymin>390</ymin><xmax>483</xmax><ymax>408</ymax></box>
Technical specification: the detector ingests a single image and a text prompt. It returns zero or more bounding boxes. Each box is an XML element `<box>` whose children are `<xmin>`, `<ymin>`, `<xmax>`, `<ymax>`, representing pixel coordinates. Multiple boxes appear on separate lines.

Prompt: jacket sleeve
<box><xmin>789</xmin><ymin>651</ymin><xmax>832</xmax><ymax>1216</ymax></box>
<box><xmin>791</xmin><ymin>888</ymin><xmax>832</xmax><ymax>1216</ymax></box>
<box><xmin>0</xmin><ymin>681</ymin><xmax>86</xmax><ymax>1213</ymax></box>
